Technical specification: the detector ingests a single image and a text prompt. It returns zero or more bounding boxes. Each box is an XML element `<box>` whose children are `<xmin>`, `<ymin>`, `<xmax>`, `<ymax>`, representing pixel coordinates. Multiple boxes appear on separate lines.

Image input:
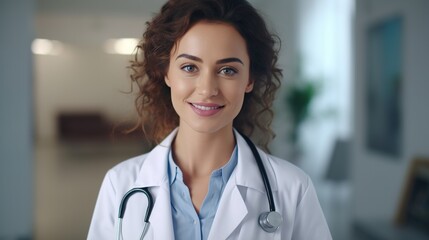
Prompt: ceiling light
<box><xmin>32</xmin><ymin>39</ymin><xmax>63</xmax><ymax>55</ymax></box>
<box><xmin>104</xmin><ymin>38</ymin><xmax>139</xmax><ymax>55</ymax></box>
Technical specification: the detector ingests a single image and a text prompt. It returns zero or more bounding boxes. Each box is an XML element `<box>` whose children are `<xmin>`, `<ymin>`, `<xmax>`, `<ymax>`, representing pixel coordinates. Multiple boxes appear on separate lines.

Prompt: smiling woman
<box><xmin>165</xmin><ymin>22</ymin><xmax>253</xmax><ymax>136</ymax></box>
<box><xmin>88</xmin><ymin>0</ymin><xmax>332</xmax><ymax>239</ymax></box>
<box><xmin>129</xmin><ymin>0</ymin><xmax>283</xmax><ymax>150</ymax></box>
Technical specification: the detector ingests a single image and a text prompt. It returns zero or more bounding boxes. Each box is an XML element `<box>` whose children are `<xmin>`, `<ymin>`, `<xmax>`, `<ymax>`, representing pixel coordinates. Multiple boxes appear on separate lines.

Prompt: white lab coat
<box><xmin>88</xmin><ymin>129</ymin><xmax>332</xmax><ymax>240</ymax></box>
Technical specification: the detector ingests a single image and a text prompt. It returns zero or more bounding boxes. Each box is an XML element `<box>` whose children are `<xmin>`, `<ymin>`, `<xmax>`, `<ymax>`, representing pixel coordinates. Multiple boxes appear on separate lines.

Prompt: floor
<box><xmin>35</xmin><ymin>140</ymin><xmax>362</xmax><ymax>239</ymax></box>
<box><xmin>314</xmin><ymin>181</ymin><xmax>357</xmax><ymax>239</ymax></box>
<box><xmin>34</xmin><ymin>140</ymin><xmax>146</xmax><ymax>240</ymax></box>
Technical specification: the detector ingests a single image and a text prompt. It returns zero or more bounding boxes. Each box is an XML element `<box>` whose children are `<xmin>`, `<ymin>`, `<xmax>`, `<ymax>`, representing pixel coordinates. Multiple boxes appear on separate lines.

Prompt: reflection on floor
<box><xmin>35</xmin><ymin>140</ymin><xmax>360</xmax><ymax>239</ymax></box>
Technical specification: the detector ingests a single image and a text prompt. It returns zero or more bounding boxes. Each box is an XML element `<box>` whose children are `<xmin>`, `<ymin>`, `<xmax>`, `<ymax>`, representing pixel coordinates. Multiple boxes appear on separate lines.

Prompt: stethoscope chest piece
<box><xmin>259</xmin><ymin>211</ymin><xmax>283</xmax><ymax>232</ymax></box>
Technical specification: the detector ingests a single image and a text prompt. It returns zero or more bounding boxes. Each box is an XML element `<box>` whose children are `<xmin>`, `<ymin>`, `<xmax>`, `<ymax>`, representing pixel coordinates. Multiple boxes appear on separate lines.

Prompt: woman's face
<box><xmin>165</xmin><ymin>21</ymin><xmax>253</xmax><ymax>135</ymax></box>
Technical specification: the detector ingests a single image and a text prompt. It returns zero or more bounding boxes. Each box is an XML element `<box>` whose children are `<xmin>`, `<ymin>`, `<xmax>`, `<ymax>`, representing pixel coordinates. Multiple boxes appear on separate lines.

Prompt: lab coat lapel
<box><xmin>208</xmin><ymin>132</ymin><xmax>254</xmax><ymax>240</ymax></box>
<box><xmin>234</xmin><ymin>130</ymin><xmax>278</xmax><ymax>193</ymax></box>
<box><xmin>148</xmin><ymin>183</ymin><xmax>174</xmax><ymax>239</ymax></box>
<box><xmin>132</xmin><ymin>129</ymin><xmax>178</xmax><ymax>240</ymax></box>
<box><xmin>209</xmin><ymin>131</ymin><xmax>278</xmax><ymax>240</ymax></box>
<box><xmin>208</xmin><ymin>181</ymin><xmax>248</xmax><ymax>240</ymax></box>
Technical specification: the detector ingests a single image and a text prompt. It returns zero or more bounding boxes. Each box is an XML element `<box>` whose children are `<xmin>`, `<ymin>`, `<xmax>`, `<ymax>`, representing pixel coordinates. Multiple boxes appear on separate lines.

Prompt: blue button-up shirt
<box><xmin>168</xmin><ymin>146</ymin><xmax>238</xmax><ymax>240</ymax></box>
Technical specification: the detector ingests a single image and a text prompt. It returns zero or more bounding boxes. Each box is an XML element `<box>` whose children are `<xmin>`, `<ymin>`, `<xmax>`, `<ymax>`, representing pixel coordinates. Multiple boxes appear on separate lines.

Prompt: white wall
<box><xmin>252</xmin><ymin>0</ymin><xmax>300</xmax><ymax>159</ymax></box>
<box><xmin>296</xmin><ymin>0</ymin><xmax>354</xmax><ymax>177</ymax></box>
<box><xmin>352</xmin><ymin>0</ymin><xmax>429</xmax><ymax>221</ymax></box>
<box><xmin>256</xmin><ymin>0</ymin><xmax>354</xmax><ymax>179</ymax></box>
<box><xmin>0</xmin><ymin>0</ymin><xmax>34</xmax><ymax>238</ymax></box>
<box><xmin>35</xmin><ymin>14</ymin><xmax>149</xmax><ymax>141</ymax></box>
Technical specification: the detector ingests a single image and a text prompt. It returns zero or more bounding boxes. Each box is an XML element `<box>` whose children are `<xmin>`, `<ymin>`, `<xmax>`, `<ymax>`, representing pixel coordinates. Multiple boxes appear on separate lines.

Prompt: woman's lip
<box><xmin>189</xmin><ymin>102</ymin><xmax>224</xmax><ymax>107</ymax></box>
<box><xmin>188</xmin><ymin>102</ymin><xmax>224</xmax><ymax>116</ymax></box>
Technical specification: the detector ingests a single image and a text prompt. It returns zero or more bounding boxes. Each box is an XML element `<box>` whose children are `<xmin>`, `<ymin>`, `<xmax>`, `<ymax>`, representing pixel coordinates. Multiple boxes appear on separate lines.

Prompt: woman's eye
<box><xmin>220</xmin><ymin>67</ymin><xmax>237</xmax><ymax>76</ymax></box>
<box><xmin>181</xmin><ymin>65</ymin><xmax>197</xmax><ymax>73</ymax></box>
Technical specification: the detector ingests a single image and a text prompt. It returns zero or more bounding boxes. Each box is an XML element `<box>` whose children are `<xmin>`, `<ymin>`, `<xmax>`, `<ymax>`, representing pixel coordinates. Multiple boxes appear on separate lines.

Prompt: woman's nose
<box><xmin>197</xmin><ymin>73</ymin><xmax>219</xmax><ymax>97</ymax></box>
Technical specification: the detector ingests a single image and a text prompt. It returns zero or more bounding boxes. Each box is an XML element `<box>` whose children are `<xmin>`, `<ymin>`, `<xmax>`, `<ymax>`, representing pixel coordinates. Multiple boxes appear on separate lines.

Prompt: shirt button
<box><xmin>193</xmin><ymin>220</ymin><xmax>197</xmax><ymax>225</ymax></box>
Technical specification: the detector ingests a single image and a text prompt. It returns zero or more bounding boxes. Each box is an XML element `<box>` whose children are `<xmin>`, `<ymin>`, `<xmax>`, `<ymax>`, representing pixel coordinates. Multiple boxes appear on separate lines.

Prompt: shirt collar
<box><xmin>168</xmin><ymin>149</ymin><xmax>180</xmax><ymax>185</ymax></box>
<box><xmin>220</xmin><ymin>146</ymin><xmax>238</xmax><ymax>184</ymax></box>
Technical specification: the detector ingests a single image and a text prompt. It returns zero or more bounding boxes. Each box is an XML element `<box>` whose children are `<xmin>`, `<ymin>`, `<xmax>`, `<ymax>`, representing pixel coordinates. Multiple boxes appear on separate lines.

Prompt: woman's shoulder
<box><xmin>104</xmin><ymin>152</ymin><xmax>150</xmax><ymax>184</ymax></box>
<box><xmin>262</xmin><ymin>151</ymin><xmax>312</xmax><ymax>191</ymax></box>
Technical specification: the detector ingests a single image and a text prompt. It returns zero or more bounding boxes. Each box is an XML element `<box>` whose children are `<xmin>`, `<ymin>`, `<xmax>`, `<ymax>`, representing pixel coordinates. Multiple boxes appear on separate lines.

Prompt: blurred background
<box><xmin>1</xmin><ymin>0</ymin><xmax>428</xmax><ymax>239</ymax></box>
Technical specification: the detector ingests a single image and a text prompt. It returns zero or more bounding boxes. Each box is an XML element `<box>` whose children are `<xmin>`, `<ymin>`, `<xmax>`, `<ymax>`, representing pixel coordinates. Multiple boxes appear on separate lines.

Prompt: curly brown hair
<box><xmin>129</xmin><ymin>0</ymin><xmax>282</xmax><ymax>151</ymax></box>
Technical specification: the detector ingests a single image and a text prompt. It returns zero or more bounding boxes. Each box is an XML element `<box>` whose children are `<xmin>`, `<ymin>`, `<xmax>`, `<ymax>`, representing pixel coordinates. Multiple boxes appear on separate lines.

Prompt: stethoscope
<box><xmin>116</xmin><ymin>132</ymin><xmax>283</xmax><ymax>240</ymax></box>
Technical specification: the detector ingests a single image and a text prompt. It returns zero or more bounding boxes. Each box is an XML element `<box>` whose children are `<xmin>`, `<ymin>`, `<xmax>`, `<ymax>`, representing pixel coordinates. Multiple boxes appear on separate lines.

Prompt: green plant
<box><xmin>285</xmin><ymin>80</ymin><xmax>318</xmax><ymax>145</ymax></box>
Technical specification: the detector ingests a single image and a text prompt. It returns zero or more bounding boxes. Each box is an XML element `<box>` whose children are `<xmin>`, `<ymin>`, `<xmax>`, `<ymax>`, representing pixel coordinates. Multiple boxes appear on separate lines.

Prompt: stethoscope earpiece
<box><xmin>259</xmin><ymin>211</ymin><xmax>283</xmax><ymax>232</ymax></box>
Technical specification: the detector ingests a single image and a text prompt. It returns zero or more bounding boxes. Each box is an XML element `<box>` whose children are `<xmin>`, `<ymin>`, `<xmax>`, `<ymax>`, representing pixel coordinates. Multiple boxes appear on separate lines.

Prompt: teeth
<box><xmin>192</xmin><ymin>104</ymin><xmax>221</xmax><ymax>111</ymax></box>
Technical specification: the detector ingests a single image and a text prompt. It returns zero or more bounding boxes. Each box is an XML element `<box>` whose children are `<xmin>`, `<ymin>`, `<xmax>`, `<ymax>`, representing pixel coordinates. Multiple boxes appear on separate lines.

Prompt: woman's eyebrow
<box><xmin>176</xmin><ymin>54</ymin><xmax>202</xmax><ymax>62</ymax></box>
<box><xmin>176</xmin><ymin>54</ymin><xmax>243</xmax><ymax>65</ymax></box>
<box><xmin>216</xmin><ymin>57</ymin><xmax>243</xmax><ymax>65</ymax></box>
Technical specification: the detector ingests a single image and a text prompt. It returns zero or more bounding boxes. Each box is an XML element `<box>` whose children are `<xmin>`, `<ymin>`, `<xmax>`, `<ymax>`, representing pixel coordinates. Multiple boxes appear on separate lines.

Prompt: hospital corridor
<box><xmin>1</xmin><ymin>0</ymin><xmax>429</xmax><ymax>239</ymax></box>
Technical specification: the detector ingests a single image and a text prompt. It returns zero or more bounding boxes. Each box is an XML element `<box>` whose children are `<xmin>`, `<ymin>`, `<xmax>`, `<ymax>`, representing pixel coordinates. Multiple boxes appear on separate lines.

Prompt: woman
<box><xmin>88</xmin><ymin>0</ymin><xmax>332</xmax><ymax>239</ymax></box>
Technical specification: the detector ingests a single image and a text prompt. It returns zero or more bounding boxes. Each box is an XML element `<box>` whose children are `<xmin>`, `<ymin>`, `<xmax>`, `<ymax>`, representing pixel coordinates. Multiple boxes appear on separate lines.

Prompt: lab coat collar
<box><xmin>133</xmin><ymin>128</ymin><xmax>278</xmax><ymax>193</ymax></box>
<box><xmin>133</xmin><ymin>128</ymin><xmax>178</xmax><ymax>188</ymax></box>
<box><xmin>233</xmin><ymin>129</ymin><xmax>278</xmax><ymax>193</ymax></box>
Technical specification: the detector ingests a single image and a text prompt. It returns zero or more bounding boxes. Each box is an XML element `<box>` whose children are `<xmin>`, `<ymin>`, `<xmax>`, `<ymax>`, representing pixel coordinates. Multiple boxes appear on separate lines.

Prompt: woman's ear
<box><xmin>164</xmin><ymin>75</ymin><xmax>171</xmax><ymax>87</ymax></box>
<box><xmin>245</xmin><ymin>78</ymin><xmax>254</xmax><ymax>93</ymax></box>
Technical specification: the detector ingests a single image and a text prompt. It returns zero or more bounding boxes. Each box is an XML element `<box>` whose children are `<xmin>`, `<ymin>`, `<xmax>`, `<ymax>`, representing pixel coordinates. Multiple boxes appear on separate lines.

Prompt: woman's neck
<box><xmin>172</xmin><ymin>125</ymin><xmax>236</xmax><ymax>178</ymax></box>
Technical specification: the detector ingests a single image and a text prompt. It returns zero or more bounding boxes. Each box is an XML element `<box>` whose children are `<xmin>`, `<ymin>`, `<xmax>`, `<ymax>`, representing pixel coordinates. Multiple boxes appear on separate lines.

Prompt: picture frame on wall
<box><xmin>395</xmin><ymin>157</ymin><xmax>429</xmax><ymax>233</ymax></box>
<box><xmin>366</xmin><ymin>15</ymin><xmax>403</xmax><ymax>157</ymax></box>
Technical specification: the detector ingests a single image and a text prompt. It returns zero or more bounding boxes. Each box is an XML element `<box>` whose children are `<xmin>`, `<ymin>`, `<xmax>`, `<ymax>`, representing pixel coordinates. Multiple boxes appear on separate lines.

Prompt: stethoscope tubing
<box><xmin>117</xmin><ymin>187</ymin><xmax>154</xmax><ymax>239</ymax></box>
<box><xmin>118</xmin><ymin>187</ymin><xmax>153</xmax><ymax>221</ymax></box>
<box><xmin>238</xmin><ymin>132</ymin><xmax>276</xmax><ymax>212</ymax></box>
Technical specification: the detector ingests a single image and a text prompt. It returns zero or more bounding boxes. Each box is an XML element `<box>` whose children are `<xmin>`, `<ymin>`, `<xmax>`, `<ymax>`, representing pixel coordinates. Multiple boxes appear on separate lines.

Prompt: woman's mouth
<box><xmin>191</xmin><ymin>103</ymin><xmax>223</xmax><ymax>110</ymax></box>
<box><xmin>189</xmin><ymin>102</ymin><xmax>225</xmax><ymax>116</ymax></box>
